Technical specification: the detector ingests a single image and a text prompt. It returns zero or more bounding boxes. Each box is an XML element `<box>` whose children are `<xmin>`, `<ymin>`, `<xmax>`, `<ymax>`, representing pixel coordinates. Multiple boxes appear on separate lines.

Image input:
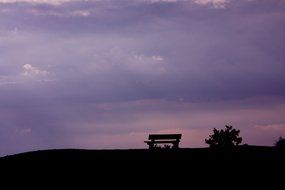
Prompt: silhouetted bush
<box><xmin>275</xmin><ymin>136</ymin><xmax>285</xmax><ymax>150</ymax></box>
<box><xmin>205</xmin><ymin>125</ymin><xmax>242</xmax><ymax>149</ymax></box>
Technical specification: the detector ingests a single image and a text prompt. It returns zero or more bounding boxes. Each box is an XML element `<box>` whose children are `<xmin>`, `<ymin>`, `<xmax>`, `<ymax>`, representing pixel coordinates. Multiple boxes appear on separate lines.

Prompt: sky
<box><xmin>0</xmin><ymin>0</ymin><xmax>285</xmax><ymax>156</ymax></box>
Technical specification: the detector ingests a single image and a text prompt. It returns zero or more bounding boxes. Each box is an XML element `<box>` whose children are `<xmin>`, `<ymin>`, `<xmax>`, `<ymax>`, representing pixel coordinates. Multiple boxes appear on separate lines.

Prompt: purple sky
<box><xmin>0</xmin><ymin>0</ymin><xmax>285</xmax><ymax>156</ymax></box>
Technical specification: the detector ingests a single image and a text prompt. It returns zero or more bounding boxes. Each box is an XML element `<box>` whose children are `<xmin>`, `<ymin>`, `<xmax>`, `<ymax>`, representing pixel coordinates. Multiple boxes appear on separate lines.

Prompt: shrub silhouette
<box><xmin>205</xmin><ymin>125</ymin><xmax>242</xmax><ymax>149</ymax></box>
<box><xmin>275</xmin><ymin>136</ymin><xmax>285</xmax><ymax>150</ymax></box>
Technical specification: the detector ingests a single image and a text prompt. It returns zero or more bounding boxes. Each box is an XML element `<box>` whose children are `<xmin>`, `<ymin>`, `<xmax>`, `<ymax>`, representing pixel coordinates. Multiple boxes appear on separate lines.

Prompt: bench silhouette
<box><xmin>144</xmin><ymin>134</ymin><xmax>182</xmax><ymax>149</ymax></box>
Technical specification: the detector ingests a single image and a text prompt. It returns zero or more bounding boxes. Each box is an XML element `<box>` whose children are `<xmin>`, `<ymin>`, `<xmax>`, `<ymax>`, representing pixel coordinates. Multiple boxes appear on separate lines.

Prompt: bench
<box><xmin>144</xmin><ymin>134</ymin><xmax>182</xmax><ymax>149</ymax></box>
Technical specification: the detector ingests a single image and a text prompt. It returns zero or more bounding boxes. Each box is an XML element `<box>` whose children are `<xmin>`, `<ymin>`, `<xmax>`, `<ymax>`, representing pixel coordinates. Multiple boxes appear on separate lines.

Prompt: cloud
<box><xmin>130</xmin><ymin>54</ymin><xmax>166</xmax><ymax>73</ymax></box>
<box><xmin>1</xmin><ymin>96</ymin><xmax>285</xmax><ymax>155</ymax></box>
<box><xmin>254</xmin><ymin>124</ymin><xmax>285</xmax><ymax>132</ymax></box>
<box><xmin>72</xmin><ymin>10</ymin><xmax>90</xmax><ymax>17</ymax></box>
<box><xmin>22</xmin><ymin>64</ymin><xmax>49</xmax><ymax>78</ymax></box>
<box><xmin>0</xmin><ymin>64</ymin><xmax>51</xmax><ymax>86</ymax></box>
<box><xmin>149</xmin><ymin>0</ymin><xmax>178</xmax><ymax>3</ymax></box>
<box><xmin>0</xmin><ymin>79</ymin><xmax>18</xmax><ymax>85</ymax></box>
<box><xmin>0</xmin><ymin>0</ymin><xmax>284</xmax><ymax>102</ymax></box>
<box><xmin>194</xmin><ymin>0</ymin><xmax>230</xmax><ymax>8</ymax></box>
<box><xmin>0</xmin><ymin>0</ymin><xmax>76</xmax><ymax>5</ymax></box>
<box><xmin>17</xmin><ymin>128</ymin><xmax>32</xmax><ymax>135</ymax></box>
<box><xmin>151</xmin><ymin>55</ymin><xmax>164</xmax><ymax>61</ymax></box>
<box><xmin>0</xmin><ymin>0</ymin><xmax>285</xmax><ymax>155</ymax></box>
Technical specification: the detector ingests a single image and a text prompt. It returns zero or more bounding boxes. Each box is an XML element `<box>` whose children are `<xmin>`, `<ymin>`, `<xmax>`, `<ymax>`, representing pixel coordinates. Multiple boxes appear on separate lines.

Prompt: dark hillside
<box><xmin>1</xmin><ymin>146</ymin><xmax>284</xmax><ymax>168</ymax></box>
<box><xmin>1</xmin><ymin>146</ymin><xmax>284</xmax><ymax>185</ymax></box>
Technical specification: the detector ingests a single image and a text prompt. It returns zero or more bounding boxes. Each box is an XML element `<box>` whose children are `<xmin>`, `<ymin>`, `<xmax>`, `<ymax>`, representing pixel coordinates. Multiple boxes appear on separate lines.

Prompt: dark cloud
<box><xmin>0</xmin><ymin>0</ymin><xmax>285</xmax><ymax>155</ymax></box>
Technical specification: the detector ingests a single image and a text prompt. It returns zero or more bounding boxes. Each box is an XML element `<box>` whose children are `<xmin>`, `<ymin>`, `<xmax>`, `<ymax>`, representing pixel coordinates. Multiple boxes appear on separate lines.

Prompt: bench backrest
<box><xmin>148</xmin><ymin>134</ymin><xmax>182</xmax><ymax>141</ymax></box>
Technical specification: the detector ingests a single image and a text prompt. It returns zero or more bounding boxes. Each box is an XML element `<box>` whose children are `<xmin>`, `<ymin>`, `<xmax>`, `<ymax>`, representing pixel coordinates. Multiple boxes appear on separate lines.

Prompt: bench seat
<box><xmin>144</xmin><ymin>140</ymin><xmax>178</xmax><ymax>144</ymax></box>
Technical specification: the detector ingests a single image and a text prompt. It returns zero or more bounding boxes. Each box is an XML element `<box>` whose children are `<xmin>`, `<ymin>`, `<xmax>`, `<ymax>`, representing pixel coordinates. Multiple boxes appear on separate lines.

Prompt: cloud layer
<box><xmin>0</xmin><ymin>0</ymin><xmax>285</xmax><ymax>155</ymax></box>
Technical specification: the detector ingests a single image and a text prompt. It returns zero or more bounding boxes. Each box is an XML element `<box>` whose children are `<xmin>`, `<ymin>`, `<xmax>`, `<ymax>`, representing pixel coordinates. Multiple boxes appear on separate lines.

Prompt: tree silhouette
<box><xmin>205</xmin><ymin>125</ymin><xmax>242</xmax><ymax>149</ymax></box>
<box><xmin>275</xmin><ymin>136</ymin><xmax>285</xmax><ymax>150</ymax></box>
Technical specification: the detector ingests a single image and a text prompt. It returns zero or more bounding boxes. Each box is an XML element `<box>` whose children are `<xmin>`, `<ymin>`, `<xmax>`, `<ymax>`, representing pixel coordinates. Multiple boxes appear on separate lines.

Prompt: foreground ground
<box><xmin>0</xmin><ymin>146</ymin><xmax>284</xmax><ymax>185</ymax></box>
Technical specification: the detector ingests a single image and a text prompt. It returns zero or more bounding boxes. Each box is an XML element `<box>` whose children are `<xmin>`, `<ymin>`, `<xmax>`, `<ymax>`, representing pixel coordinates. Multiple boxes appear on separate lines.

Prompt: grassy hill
<box><xmin>1</xmin><ymin>146</ymin><xmax>284</xmax><ymax>166</ymax></box>
<box><xmin>1</xmin><ymin>146</ymin><xmax>284</xmax><ymax>184</ymax></box>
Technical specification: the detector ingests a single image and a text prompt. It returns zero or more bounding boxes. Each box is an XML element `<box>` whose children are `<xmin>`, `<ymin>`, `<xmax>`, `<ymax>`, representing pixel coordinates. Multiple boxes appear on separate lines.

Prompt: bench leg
<box><xmin>173</xmin><ymin>142</ymin><xmax>179</xmax><ymax>149</ymax></box>
<box><xmin>148</xmin><ymin>143</ymin><xmax>154</xmax><ymax>150</ymax></box>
